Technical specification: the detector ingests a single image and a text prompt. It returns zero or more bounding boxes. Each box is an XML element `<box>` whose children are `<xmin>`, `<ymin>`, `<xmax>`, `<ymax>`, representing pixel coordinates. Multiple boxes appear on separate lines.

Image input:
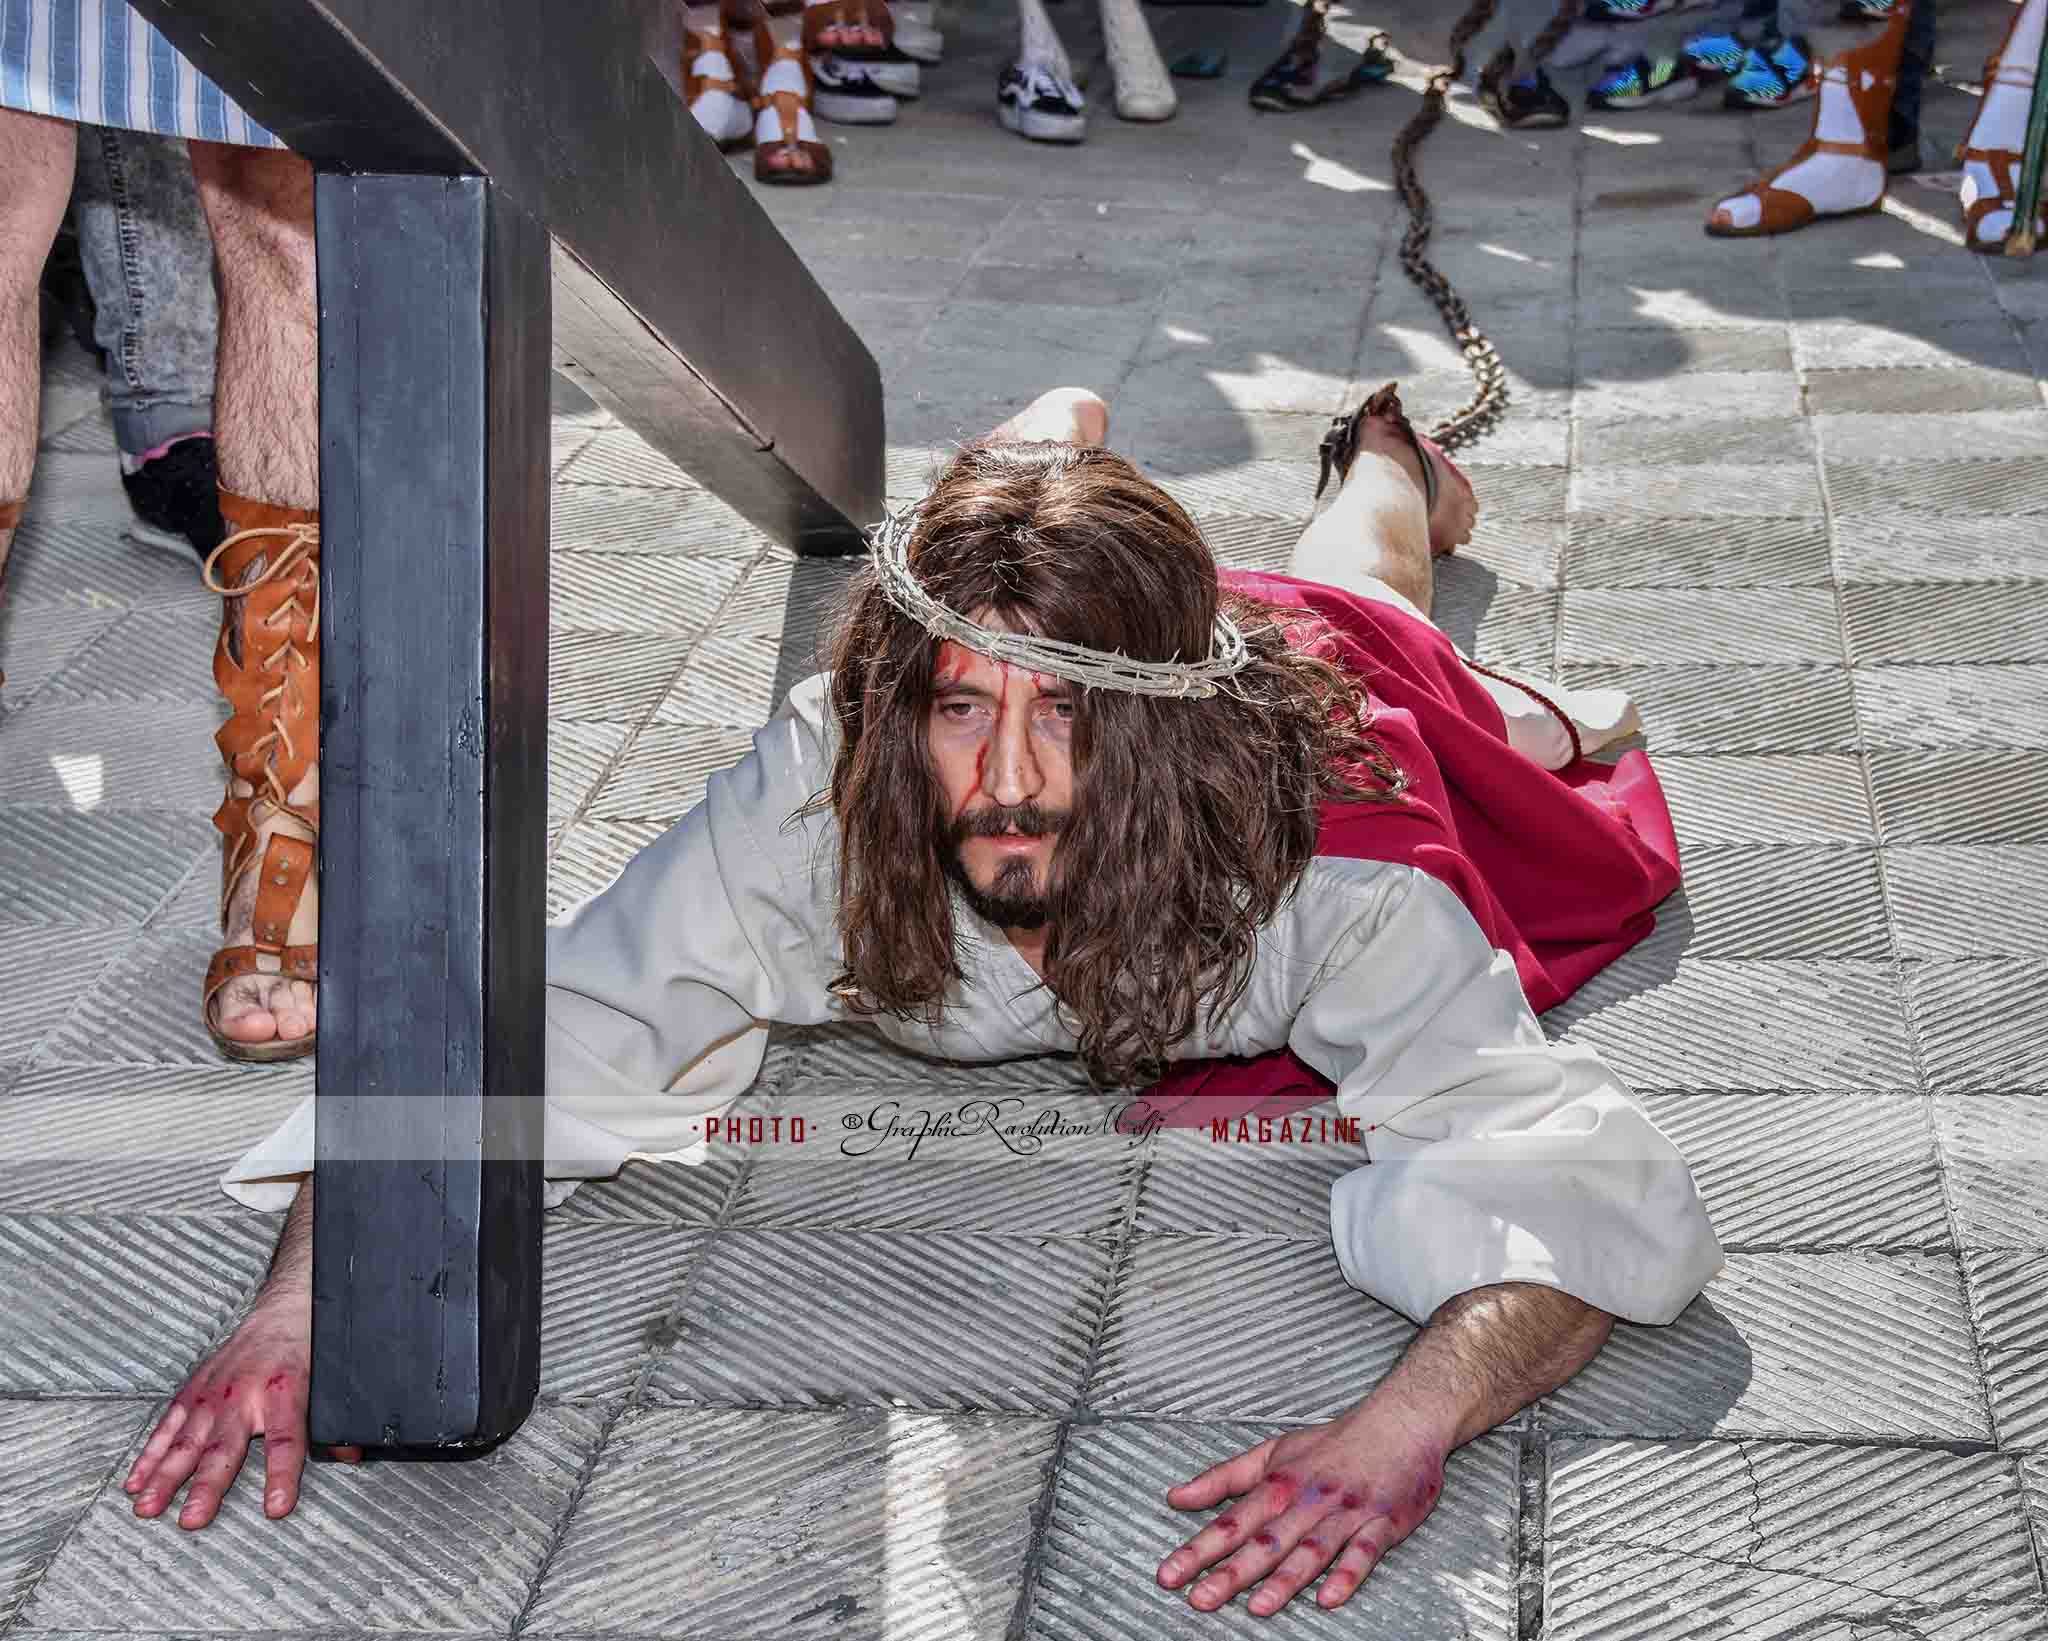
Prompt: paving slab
<box><xmin>1545</xmin><ymin>1438</ymin><xmax>2046</xmax><ymax>1640</ymax></box>
<box><xmin>23</xmin><ymin>1404</ymin><xmax>605</xmax><ymax>1634</ymax></box>
<box><xmin>524</xmin><ymin>1405</ymin><xmax>1054</xmax><ymax>1640</ymax></box>
<box><xmin>1026</xmin><ymin>1423</ymin><xmax>1517</xmax><ymax>1639</ymax></box>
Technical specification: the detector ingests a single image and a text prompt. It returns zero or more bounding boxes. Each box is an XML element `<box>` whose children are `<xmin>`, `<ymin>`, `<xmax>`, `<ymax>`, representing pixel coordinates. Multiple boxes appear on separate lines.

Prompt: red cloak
<box><xmin>1133</xmin><ymin>569</ymin><xmax>1681</xmax><ymax>1128</ymax></box>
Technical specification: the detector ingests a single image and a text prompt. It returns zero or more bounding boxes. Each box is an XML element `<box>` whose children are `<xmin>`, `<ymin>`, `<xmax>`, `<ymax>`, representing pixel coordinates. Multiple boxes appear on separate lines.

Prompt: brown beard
<box><xmin>941</xmin><ymin>801</ymin><xmax>1070</xmax><ymax>930</ymax></box>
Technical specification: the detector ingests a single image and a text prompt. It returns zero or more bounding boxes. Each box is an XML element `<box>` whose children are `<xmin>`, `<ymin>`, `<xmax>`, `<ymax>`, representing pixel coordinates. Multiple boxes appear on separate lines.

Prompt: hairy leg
<box><xmin>188</xmin><ymin>144</ymin><xmax>317</xmax><ymax>508</ymax></box>
<box><xmin>189</xmin><ymin>142</ymin><xmax>322</xmax><ymax>1048</ymax></box>
<box><xmin>1288</xmin><ymin>423</ymin><xmax>1435</xmax><ymax>620</ymax></box>
<box><xmin>0</xmin><ymin>109</ymin><xmax>79</xmax><ymax>591</ymax></box>
<box><xmin>987</xmin><ymin>385</ymin><xmax>1108</xmax><ymax>446</ymax></box>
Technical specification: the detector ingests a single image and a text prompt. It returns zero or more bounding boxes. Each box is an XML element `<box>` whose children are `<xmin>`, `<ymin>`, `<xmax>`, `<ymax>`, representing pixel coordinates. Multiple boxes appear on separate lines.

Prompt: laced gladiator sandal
<box><xmin>751</xmin><ymin>25</ymin><xmax>834</xmax><ymax>185</ymax></box>
<box><xmin>200</xmin><ymin>491</ymin><xmax>321</xmax><ymax>1063</ymax></box>
<box><xmin>1706</xmin><ymin>3</ymin><xmax>1908</xmax><ymax>236</ymax></box>
<box><xmin>1958</xmin><ymin>0</ymin><xmax>2048</xmax><ymax>252</ymax></box>
<box><xmin>685</xmin><ymin>24</ymin><xmax>756</xmax><ymax>148</ymax></box>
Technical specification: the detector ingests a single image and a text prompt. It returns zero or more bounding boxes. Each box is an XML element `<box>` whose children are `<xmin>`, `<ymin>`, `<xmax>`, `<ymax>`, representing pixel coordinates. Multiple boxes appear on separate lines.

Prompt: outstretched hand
<box><xmin>1157</xmin><ymin>1406</ymin><xmax>1447</xmax><ymax>1616</ymax></box>
<box><xmin>125</xmin><ymin>1299</ymin><xmax>361</xmax><ymax>1530</ymax></box>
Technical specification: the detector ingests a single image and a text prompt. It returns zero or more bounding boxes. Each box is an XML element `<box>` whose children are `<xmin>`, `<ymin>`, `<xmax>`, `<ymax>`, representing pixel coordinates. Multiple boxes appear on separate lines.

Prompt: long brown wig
<box><xmin>818</xmin><ymin>439</ymin><xmax>1406</xmax><ymax>1086</ymax></box>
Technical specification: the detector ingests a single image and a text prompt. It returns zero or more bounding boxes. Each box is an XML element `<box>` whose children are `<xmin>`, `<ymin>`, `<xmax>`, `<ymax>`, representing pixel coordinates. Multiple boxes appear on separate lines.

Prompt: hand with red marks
<box><xmin>125</xmin><ymin>1292</ymin><xmax>360</xmax><ymax>1529</ymax></box>
<box><xmin>1157</xmin><ymin>1283</ymin><xmax>1612</xmax><ymax>1616</ymax></box>
<box><xmin>1157</xmin><ymin>1408</ymin><xmax>1447</xmax><ymax>1616</ymax></box>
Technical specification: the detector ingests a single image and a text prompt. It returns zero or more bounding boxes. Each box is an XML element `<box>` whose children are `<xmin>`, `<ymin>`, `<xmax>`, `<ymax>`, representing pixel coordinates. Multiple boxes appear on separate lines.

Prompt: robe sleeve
<box><xmin>220</xmin><ymin>677</ymin><xmax>842</xmax><ymax>1209</ymax></box>
<box><xmin>539</xmin><ymin>688</ymin><xmax>842</xmax><ymax>1168</ymax></box>
<box><xmin>1288</xmin><ymin>865</ymin><xmax>1724</xmax><ymax>1327</ymax></box>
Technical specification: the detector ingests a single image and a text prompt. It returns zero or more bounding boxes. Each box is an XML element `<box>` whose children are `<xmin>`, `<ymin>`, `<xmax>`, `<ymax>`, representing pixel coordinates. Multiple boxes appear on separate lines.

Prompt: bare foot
<box><xmin>988</xmin><ymin>386</ymin><xmax>1109</xmax><ymax>447</ymax></box>
<box><xmin>213</xmin><ymin>763</ymin><xmax>318</xmax><ymax>1047</ymax></box>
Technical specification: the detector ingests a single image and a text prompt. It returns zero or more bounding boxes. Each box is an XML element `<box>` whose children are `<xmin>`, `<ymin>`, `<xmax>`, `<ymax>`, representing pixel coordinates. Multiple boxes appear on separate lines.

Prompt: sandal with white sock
<box><xmin>685</xmin><ymin>24</ymin><xmax>756</xmax><ymax>148</ymax></box>
<box><xmin>751</xmin><ymin>27</ymin><xmax>834</xmax><ymax>184</ymax></box>
<box><xmin>801</xmin><ymin>0</ymin><xmax>921</xmax><ymax>94</ymax></box>
<box><xmin>1959</xmin><ymin>0</ymin><xmax>2048</xmax><ymax>252</ymax></box>
<box><xmin>1704</xmin><ymin>0</ymin><xmax>1908</xmax><ymax>236</ymax></box>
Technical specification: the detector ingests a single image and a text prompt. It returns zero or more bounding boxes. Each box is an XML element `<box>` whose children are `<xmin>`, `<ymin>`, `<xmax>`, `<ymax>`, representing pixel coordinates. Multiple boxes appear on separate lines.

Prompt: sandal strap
<box><xmin>248</xmin><ymin>833</ymin><xmax>316</xmax><ymax>953</ymax></box>
<box><xmin>205</xmin><ymin>489</ymin><xmax>321</xmax><ymax>825</ymax></box>
<box><xmin>206</xmin><ymin>942</ymin><xmax>319</xmax><ymax>1001</ymax></box>
<box><xmin>0</xmin><ymin>497</ymin><xmax>22</xmax><ymax>533</ymax></box>
<box><xmin>1316</xmin><ymin>382</ymin><xmax>1438</xmax><ymax>515</ymax></box>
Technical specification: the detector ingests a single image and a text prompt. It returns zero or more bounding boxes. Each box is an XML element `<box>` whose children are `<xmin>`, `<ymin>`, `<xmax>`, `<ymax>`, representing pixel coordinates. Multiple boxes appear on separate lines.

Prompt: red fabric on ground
<box><xmin>1132</xmin><ymin>569</ymin><xmax>1681</xmax><ymax>1130</ymax></box>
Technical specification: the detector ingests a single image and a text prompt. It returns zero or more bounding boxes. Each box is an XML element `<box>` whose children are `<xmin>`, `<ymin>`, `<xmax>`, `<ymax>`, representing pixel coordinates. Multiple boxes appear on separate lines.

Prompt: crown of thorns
<box><xmin>867</xmin><ymin>504</ymin><xmax>1252</xmax><ymax>700</ymax></box>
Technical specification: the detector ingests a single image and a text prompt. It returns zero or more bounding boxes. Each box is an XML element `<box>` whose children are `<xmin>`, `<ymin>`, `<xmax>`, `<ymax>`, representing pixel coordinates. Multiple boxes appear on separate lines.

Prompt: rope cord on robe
<box><xmin>1392</xmin><ymin>0</ymin><xmax>1580</xmax><ymax>450</ymax></box>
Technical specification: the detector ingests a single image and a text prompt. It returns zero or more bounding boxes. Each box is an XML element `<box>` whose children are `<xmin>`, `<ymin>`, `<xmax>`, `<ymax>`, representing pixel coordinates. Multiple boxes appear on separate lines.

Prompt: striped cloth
<box><xmin>1</xmin><ymin>0</ymin><xmax>280</xmax><ymax>145</ymax></box>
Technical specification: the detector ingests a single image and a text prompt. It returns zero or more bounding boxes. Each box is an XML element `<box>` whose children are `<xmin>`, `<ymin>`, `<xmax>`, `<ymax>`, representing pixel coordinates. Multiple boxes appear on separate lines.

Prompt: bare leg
<box><xmin>189</xmin><ymin>143</ymin><xmax>321</xmax><ymax>1049</ymax></box>
<box><xmin>189</xmin><ymin>145</ymin><xmax>317</xmax><ymax>509</ymax></box>
<box><xmin>0</xmin><ymin>109</ymin><xmax>79</xmax><ymax>595</ymax></box>
<box><xmin>1288</xmin><ymin>423</ymin><xmax>1436</xmax><ymax>620</ymax></box>
<box><xmin>987</xmin><ymin>385</ymin><xmax>1108</xmax><ymax>446</ymax></box>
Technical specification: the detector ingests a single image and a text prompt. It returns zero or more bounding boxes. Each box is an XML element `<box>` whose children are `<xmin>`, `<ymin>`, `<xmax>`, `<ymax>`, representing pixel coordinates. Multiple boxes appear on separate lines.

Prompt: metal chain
<box><xmin>1391</xmin><ymin>0</ymin><xmax>1580</xmax><ymax>450</ymax></box>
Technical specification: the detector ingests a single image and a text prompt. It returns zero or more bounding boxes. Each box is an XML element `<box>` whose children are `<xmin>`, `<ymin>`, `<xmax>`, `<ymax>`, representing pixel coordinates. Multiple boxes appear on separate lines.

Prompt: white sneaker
<box><xmin>997</xmin><ymin>59</ymin><xmax>1086</xmax><ymax>141</ymax></box>
<box><xmin>893</xmin><ymin>1</ymin><xmax>944</xmax><ymax>64</ymax></box>
<box><xmin>814</xmin><ymin>54</ymin><xmax>901</xmax><ymax>123</ymax></box>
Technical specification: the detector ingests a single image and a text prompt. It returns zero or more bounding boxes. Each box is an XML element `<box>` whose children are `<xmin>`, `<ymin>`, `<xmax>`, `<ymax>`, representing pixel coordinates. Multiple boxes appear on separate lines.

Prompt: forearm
<box><xmin>260</xmin><ymin>1177</ymin><xmax>315</xmax><ymax>1307</ymax></box>
<box><xmin>1364</xmin><ymin>1282</ymin><xmax>1613</xmax><ymax>1452</ymax></box>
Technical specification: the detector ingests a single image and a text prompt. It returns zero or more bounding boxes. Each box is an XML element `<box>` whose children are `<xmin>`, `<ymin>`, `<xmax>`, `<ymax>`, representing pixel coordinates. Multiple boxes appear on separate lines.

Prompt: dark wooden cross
<box><xmin>131</xmin><ymin>0</ymin><xmax>883</xmax><ymax>1448</ymax></box>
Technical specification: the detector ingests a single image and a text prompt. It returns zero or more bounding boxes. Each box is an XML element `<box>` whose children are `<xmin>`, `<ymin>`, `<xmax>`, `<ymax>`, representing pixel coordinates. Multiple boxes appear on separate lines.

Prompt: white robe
<box><xmin>223</xmin><ymin>674</ymin><xmax>1724</xmax><ymax>1328</ymax></box>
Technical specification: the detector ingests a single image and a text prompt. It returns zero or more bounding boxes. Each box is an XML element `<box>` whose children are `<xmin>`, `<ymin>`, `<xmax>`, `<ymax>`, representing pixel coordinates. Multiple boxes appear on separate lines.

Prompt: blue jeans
<box><xmin>69</xmin><ymin>127</ymin><xmax>217</xmax><ymax>458</ymax></box>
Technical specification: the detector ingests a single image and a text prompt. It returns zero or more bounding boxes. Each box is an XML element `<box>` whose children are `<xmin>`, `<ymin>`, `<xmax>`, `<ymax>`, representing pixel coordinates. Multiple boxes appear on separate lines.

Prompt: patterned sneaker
<box><xmin>1720</xmin><ymin>35</ymin><xmax>1814</xmax><ymax>108</ymax></box>
<box><xmin>1581</xmin><ymin>0</ymin><xmax>1709</xmax><ymax>22</ymax></box>
<box><xmin>1587</xmin><ymin>52</ymin><xmax>1702</xmax><ymax>108</ymax></box>
<box><xmin>813</xmin><ymin>53</ymin><xmax>901</xmax><ymax>122</ymax></box>
<box><xmin>1838</xmin><ymin>0</ymin><xmax>1896</xmax><ymax>18</ymax></box>
<box><xmin>997</xmin><ymin>59</ymin><xmax>1087</xmax><ymax>142</ymax></box>
<box><xmin>1248</xmin><ymin>17</ymin><xmax>1394</xmax><ymax>110</ymax></box>
<box><xmin>1482</xmin><ymin>68</ymin><xmax>1571</xmax><ymax>129</ymax></box>
<box><xmin>1679</xmin><ymin>28</ymin><xmax>1748</xmax><ymax>82</ymax></box>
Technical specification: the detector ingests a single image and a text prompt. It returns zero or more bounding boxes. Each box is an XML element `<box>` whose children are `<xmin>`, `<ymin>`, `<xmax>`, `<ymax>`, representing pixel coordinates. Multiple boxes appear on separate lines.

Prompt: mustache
<box><xmin>949</xmin><ymin>802</ymin><xmax>1070</xmax><ymax>843</ymax></box>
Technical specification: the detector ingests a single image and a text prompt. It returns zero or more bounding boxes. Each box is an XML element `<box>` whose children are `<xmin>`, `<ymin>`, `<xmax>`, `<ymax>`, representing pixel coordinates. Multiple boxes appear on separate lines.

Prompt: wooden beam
<box><xmin>133</xmin><ymin>0</ymin><xmax>883</xmax><ymax>553</ymax></box>
<box><xmin>309</xmin><ymin>173</ymin><xmax>547</xmax><ymax>1448</ymax></box>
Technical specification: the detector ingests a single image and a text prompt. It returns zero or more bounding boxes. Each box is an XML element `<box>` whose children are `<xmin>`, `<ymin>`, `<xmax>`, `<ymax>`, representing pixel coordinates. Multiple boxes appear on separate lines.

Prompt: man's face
<box><xmin>927</xmin><ymin>632</ymin><xmax>1076</xmax><ymax>931</ymax></box>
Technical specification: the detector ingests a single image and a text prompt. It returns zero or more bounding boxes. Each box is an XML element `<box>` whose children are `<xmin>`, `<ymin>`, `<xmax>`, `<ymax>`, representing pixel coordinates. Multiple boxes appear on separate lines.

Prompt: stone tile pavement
<box><xmin>3</xmin><ymin>0</ymin><xmax>2048</xmax><ymax>1634</ymax></box>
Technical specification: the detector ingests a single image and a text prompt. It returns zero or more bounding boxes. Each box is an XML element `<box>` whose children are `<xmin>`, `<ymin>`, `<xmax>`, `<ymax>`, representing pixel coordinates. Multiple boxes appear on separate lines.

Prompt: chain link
<box><xmin>1391</xmin><ymin>0</ymin><xmax>1580</xmax><ymax>450</ymax></box>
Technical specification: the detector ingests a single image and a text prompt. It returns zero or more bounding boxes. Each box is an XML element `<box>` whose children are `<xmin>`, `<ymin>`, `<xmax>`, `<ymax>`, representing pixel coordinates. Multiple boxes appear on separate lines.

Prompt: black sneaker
<box><xmin>1483</xmin><ymin>68</ymin><xmax>1570</xmax><ymax>129</ymax></box>
<box><xmin>121</xmin><ymin>435</ymin><xmax>226</xmax><ymax>561</ymax></box>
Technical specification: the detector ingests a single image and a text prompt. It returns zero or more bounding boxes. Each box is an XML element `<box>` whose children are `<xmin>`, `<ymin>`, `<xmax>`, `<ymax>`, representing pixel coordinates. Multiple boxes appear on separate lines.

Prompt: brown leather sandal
<box><xmin>751</xmin><ymin>24</ymin><xmax>834</xmax><ymax>185</ymax></box>
<box><xmin>685</xmin><ymin>24</ymin><xmax>756</xmax><ymax>149</ymax></box>
<box><xmin>802</xmin><ymin>0</ymin><xmax>894</xmax><ymax>60</ymax></box>
<box><xmin>199</xmin><ymin>489</ymin><xmax>321</xmax><ymax>1064</ymax></box>
<box><xmin>1960</xmin><ymin>146</ymin><xmax>2048</xmax><ymax>252</ymax></box>
<box><xmin>1705</xmin><ymin>2</ymin><xmax>1907</xmax><ymax>238</ymax></box>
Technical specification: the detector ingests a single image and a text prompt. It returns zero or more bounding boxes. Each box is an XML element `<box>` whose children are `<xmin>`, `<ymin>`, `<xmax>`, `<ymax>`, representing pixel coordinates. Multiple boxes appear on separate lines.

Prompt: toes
<box><xmin>214</xmin><ymin>977</ymin><xmax>279</xmax><ymax>1045</ymax></box>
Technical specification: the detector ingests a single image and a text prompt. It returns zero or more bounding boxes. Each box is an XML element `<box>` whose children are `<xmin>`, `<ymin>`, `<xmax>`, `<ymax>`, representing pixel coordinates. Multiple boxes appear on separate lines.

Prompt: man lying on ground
<box><xmin>132</xmin><ymin>384</ymin><xmax>1722</xmax><ymax>1619</ymax></box>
